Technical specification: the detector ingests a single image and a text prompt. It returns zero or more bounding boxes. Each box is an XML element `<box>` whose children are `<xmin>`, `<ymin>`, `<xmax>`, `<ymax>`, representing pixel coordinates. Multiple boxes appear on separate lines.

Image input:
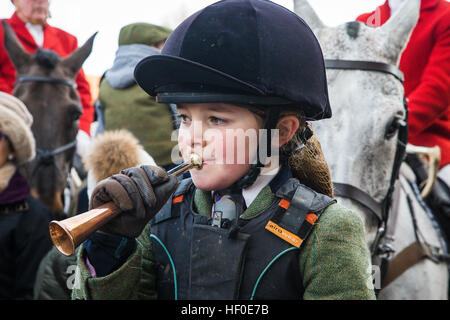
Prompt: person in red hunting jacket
<box><xmin>357</xmin><ymin>0</ymin><xmax>450</xmax><ymax>170</ymax></box>
<box><xmin>0</xmin><ymin>0</ymin><xmax>94</xmax><ymax>156</ymax></box>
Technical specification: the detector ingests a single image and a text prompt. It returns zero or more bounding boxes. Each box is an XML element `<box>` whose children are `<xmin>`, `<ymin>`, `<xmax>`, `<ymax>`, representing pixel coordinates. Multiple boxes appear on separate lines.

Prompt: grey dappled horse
<box><xmin>294</xmin><ymin>0</ymin><xmax>448</xmax><ymax>299</ymax></box>
<box><xmin>2</xmin><ymin>21</ymin><xmax>96</xmax><ymax>219</ymax></box>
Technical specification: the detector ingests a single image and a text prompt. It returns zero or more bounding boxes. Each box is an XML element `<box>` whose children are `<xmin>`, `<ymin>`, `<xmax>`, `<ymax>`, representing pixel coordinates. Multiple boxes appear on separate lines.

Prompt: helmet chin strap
<box><xmin>228</xmin><ymin>107</ymin><xmax>281</xmax><ymax>191</ymax></box>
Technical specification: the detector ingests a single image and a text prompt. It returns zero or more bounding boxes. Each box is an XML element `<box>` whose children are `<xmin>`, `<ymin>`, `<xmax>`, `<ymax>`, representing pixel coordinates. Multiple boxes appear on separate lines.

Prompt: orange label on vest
<box><xmin>278</xmin><ymin>199</ymin><xmax>290</xmax><ymax>210</ymax></box>
<box><xmin>172</xmin><ymin>195</ymin><xmax>184</xmax><ymax>204</ymax></box>
<box><xmin>305</xmin><ymin>213</ymin><xmax>318</xmax><ymax>225</ymax></box>
<box><xmin>265</xmin><ymin>220</ymin><xmax>303</xmax><ymax>248</ymax></box>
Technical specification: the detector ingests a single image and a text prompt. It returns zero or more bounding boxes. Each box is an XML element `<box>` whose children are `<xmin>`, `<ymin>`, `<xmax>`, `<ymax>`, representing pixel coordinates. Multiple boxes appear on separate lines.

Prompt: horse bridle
<box><xmin>324</xmin><ymin>59</ymin><xmax>404</xmax><ymax>83</ymax></box>
<box><xmin>324</xmin><ymin>59</ymin><xmax>408</xmax><ymax>254</ymax></box>
<box><xmin>17</xmin><ymin>75</ymin><xmax>78</xmax><ymax>179</ymax></box>
<box><xmin>18</xmin><ymin>76</ymin><xmax>77</xmax><ymax>89</ymax></box>
<box><xmin>31</xmin><ymin>140</ymin><xmax>77</xmax><ymax>180</ymax></box>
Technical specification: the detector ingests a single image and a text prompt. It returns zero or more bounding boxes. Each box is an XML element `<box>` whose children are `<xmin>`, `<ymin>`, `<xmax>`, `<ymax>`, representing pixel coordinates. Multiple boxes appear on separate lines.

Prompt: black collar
<box><xmin>269</xmin><ymin>164</ymin><xmax>292</xmax><ymax>194</ymax></box>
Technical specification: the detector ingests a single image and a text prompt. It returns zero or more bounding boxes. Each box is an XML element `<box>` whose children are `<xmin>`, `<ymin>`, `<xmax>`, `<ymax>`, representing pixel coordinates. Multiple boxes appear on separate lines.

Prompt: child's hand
<box><xmin>89</xmin><ymin>165</ymin><xmax>179</xmax><ymax>238</ymax></box>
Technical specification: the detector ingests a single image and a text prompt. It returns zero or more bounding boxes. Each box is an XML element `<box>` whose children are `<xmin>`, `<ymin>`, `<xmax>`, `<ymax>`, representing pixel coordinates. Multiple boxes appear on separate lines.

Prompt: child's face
<box><xmin>177</xmin><ymin>103</ymin><xmax>264</xmax><ymax>191</ymax></box>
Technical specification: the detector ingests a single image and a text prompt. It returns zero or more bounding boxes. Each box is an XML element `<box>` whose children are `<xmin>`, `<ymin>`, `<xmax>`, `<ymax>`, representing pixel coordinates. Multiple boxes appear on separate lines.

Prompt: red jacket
<box><xmin>0</xmin><ymin>13</ymin><xmax>94</xmax><ymax>135</ymax></box>
<box><xmin>357</xmin><ymin>0</ymin><xmax>450</xmax><ymax>167</ymax></box>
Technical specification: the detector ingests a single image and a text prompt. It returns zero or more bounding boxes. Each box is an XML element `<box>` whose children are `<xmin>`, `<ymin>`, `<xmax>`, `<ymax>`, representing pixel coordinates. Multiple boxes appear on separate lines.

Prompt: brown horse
<box><xmin>2</xmin><ymin>21</ymin><xmax>96</xmax><ymax>220</ymax></box>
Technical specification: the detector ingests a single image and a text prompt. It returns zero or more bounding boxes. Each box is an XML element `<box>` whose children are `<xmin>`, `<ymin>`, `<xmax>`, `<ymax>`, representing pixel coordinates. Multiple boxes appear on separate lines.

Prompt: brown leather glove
<box><xmin>89</xmin><ymin>165</ymin><xmax>179</xmax><ymax>238</ymax></box>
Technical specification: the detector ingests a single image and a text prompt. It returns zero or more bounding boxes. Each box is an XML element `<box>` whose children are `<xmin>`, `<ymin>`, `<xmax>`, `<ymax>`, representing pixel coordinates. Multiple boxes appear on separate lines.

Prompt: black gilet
<box><xmin>149</xmin><ymin>172</ymin><xmax>335</xmax><ymax>300</ymax></box>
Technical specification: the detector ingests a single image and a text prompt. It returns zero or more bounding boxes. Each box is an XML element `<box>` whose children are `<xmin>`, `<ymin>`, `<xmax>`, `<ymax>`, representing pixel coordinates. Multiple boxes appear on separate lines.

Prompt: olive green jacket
<box><xmin>72</xmin><ymin>185</ymin><xmax>376</xmax><ymax>300</ymax></box>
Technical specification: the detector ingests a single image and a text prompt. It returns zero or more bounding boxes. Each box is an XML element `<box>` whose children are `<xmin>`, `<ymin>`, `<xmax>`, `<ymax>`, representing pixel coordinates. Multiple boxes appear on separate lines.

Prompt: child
<box><xmin>72</xmin><ymin>0</ymin><xmax>375</xmax><ymax>300</ymax></box>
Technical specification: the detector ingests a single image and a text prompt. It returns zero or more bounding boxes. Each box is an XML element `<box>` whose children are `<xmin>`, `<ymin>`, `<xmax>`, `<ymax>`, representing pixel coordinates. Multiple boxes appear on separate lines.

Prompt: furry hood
<box><xmin>83</xmin><ymin>129</ymin><xmax>156</xmax><ymax>199</ymax></box>
<box><xmin>0</xmin><ymin>92</ymin><xmax>35</xmax><ymax>165</ymax></box>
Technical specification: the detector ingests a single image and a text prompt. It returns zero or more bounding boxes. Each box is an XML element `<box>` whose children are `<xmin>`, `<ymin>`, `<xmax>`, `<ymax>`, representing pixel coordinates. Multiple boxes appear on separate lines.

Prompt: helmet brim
<box><xmin>134</xmin><ymin>54</ymin><xmax>331</xmax><ymax>120</ymax></box>
<box><xmin>134</xmin><ymin>54</ymin><xmax>269</xmax><ymax>100</ymax></box>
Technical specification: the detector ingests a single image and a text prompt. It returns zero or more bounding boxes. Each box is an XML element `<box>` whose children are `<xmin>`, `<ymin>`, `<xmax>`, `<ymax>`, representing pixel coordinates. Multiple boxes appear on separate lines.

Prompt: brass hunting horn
<box><xmin>49</xmin><ymin>153</ymin><xmax>203</xmax><ymax>256</ymax></box>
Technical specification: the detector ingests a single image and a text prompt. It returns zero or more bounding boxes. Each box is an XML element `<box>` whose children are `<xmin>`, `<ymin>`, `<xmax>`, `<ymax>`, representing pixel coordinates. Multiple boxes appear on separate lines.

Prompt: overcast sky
<box><xmin>1</xmin><ymin>0</ymin><xmax>386</xmax><ymax>75</ymax></box>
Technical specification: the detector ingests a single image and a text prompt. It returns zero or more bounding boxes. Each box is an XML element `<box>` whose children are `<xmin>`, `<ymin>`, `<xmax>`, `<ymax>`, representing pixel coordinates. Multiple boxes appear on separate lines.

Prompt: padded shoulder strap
<box><xmin>151</xmin><ymin>178</ymin><xmax>193</xmax><ymax>225</ymax></box>
<box><xmin>174</xmin><ymin>177</ymin><xmax>193</xmax><ymax>197</ymax></box>
<box><xmin>268</xmin><ymin>182</ymin><xmax>336</xmax><ymax>248</ymax></box>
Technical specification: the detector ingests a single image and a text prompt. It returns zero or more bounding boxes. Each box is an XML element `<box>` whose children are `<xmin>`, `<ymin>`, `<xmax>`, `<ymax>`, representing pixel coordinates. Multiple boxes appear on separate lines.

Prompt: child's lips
<box><xmin>202</xmin><ymin>158</ymin><xmax>215</xmax><ymax>165</ymax></box>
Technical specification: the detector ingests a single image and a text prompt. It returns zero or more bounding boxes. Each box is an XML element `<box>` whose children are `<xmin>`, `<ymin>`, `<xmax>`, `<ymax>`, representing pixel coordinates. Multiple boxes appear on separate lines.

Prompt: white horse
<box><xmin>294</xmin><ymin>0</ymin><xmax>449</xmax><ymax>299</ymax></box>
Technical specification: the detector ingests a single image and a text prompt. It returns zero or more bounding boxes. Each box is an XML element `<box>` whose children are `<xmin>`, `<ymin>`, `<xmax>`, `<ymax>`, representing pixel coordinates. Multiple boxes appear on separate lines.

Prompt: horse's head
<box><xmin>2</xmin><ymin>21</ymin><xmax>96</xmax><ymax>218</ymax></box>
<box><xmin>293</xmin><ymin>0</ymin><xmax>419</xmax><ymax>238</ymax></box>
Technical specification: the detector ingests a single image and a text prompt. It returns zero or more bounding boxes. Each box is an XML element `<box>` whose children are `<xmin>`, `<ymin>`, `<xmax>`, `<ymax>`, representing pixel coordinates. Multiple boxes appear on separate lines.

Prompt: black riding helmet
<box><xmin>134</xmin><ymin>0</ymin><xmax>332</xmax><ymax>189</ymax></box>
<box><xmin>135</xmin><ymin>0</ymin><xmax>330</xmax><ymax>119</ymax></box>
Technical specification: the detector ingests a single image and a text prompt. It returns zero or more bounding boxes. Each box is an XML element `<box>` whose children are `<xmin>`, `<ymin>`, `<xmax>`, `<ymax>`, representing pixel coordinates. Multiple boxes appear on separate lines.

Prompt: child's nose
<box><xmin>188</xmin><ymin>121</ymin><xmax>207</xmax><ymax>150</ymax></box>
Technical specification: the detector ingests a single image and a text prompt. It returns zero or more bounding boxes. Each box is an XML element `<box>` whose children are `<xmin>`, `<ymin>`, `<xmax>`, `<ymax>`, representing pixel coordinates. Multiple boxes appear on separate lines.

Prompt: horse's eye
<box><xmin>385</xmin><ymin>114</ymin><xmax>406</xmax><ymax>139</ymax></box>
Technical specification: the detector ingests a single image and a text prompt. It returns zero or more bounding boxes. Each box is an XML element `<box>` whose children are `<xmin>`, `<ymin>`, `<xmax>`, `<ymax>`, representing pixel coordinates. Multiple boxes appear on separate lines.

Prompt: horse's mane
<box><xmin>35</xmin><ymin>49</ymin><xmax>60</xmax><ymax>69</ymax></box>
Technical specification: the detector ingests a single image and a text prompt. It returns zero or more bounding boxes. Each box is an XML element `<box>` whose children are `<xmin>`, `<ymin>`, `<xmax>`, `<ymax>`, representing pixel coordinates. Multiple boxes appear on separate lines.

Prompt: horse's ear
<box><xmin>61</xmin><ymin>32</ymin><xmax>97</xmax><ymax>77</ymax></box>
<box><xmin>293</xmin><ymin>0</ymin><xmax>325</xmax><ymax>33</ymax></box>
<box><xmin>2</xmin><ymin>21</ymin><xmax>32</xmax><ymax>72</ymax></box>
<box><xmin>378</xmin><ymin>0</ymin><xmax>420</xmax><ymax>65</ymax></box>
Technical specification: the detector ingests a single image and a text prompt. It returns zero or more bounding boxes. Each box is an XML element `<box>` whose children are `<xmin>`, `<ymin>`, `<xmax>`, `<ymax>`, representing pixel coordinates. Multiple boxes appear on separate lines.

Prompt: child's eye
<box><xmin>208</xmin><ymin>116</ymin><xmax>226</xmax><ymax>125</ymax></box>
<box><xmin>177</xmin><ymin>114</ymin><xmax>191</xmax><ymax>124</ymax></box>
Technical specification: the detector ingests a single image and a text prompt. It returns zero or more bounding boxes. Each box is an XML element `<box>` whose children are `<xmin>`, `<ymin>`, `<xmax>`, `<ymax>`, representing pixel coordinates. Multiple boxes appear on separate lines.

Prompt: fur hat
<box><xmin>83</xmin><ymin>129</ymin><xmax>156</xmax><ymax>199</ymax></box>
<box><xmin>0</xmin><ymin>92</ymin><xmax>35</xmax><ymax>165</ymax></box>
